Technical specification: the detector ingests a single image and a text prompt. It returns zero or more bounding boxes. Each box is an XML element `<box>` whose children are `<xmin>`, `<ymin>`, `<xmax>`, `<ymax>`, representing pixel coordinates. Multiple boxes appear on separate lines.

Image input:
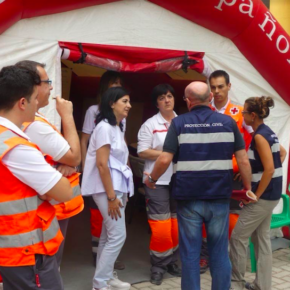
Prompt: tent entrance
<box><xmin>60</xmin><ymin>42</ymin><xmax>208</xmax><ymax>144</ymax></box>
<box><xmin>59</xmin><ymin>43</ymin><xmax>207</xmax><ymax>286</ymax></box>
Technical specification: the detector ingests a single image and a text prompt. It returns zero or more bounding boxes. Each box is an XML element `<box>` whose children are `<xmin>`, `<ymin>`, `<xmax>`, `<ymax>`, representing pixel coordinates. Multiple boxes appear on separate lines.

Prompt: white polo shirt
<box><xmin>211</xmin><ymin>99</ymin><xmax>253</xmax><ymax>133</ymax></box>
<box><xmin>0</xmin><ymin>117</ymin><xmax>62</xmax><ymax>195</ymax></box>
<box><xmin>82</xmin><ymin>105</ymin><xmax>126</xmax><ymax>135</ymax></box>
<box><xmin>137</xmin><ymin>111</ymin><xmax>177</xmax><ymax>185</ymax></box>
<box><xmin>24</xmin><ymin>113</ymin><xmax>70</xmax><ymax>161</ymax></box>
<box><xmin>81</xmin><ymin>119</ymin><xmax>132</xmax><ymax>196</ymax></box>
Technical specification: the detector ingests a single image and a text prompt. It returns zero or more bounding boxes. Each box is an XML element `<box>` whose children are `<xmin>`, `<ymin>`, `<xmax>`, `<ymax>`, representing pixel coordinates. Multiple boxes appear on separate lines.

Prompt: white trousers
<box><xmin>92</xmin><ymin>191</ymin><xmax>127</xmax><ymax>289</ymax></box>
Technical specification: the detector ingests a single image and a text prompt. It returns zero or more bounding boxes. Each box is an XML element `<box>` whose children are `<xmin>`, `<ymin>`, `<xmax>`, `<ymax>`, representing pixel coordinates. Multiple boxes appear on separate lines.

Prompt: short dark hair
<box><xmin>95</xmin><ymin>87</ymin><xmax>129</xmax><ymax>132</ymax></box>
<box><xmin>15</xmin><ymin>60</ymin><xmax>45</xmax><ymax>73</ymax></box>
<box><xmin>151</xmin><ymin>84</ymin><xmax>175</xmax><ymax>106</ymax></box>
<box><xmin>97</xmin><ymin>71</ymin><xmax>123</xmax><ymax>103</ymax></box>
<box><xmin>0</xmin><ymin>65</ymin><xmax>41</xmax><ymax>111</ymax></box>
<box><xmin>209</xmin><ymin>70</ymin><xmax>230</xmax><ymax>85</ymax></box>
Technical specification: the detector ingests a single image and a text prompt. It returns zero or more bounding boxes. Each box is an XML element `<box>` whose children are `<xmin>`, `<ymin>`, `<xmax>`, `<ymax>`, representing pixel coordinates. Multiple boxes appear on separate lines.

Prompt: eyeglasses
<box><xmin>241</xmin><ymin>111</ymin><xmax>251</xmax><ymax>115</ymax></box>
<box><xmin>41</xmin><ymin>80</ymin><xmax>52</xmax><ymax>86</ymax></box>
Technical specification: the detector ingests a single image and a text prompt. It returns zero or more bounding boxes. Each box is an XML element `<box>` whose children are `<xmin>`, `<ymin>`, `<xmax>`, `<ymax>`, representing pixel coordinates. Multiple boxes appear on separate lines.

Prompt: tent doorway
<box><xmin>59</xmin><ymin>52</ymin><xmax>207</xmax><ymax>289</ymax></box>
<box><xmin>61</xmin><ymin>58</ymin><xmax>207</xmax><ymax>145</ymax></box>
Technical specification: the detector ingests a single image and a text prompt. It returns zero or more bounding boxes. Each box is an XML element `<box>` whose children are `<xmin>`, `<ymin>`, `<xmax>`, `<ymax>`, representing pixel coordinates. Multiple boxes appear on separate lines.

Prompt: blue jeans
<box><xmin>177</xmin><ymin>199</ymin><xmax>231</xmax><ymax>290</ymax></box>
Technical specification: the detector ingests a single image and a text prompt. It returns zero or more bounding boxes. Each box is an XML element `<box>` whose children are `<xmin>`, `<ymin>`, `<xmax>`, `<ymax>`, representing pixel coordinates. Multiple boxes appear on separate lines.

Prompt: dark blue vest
<box><xmin>248</xmin><ymin>124</ymin><xmax>282</xmax><ymax>200</ymax></box>
<box><xmin>171</xmin><ymin>106</ymin><xmax>235</xmax><ymax>200</ymax></box>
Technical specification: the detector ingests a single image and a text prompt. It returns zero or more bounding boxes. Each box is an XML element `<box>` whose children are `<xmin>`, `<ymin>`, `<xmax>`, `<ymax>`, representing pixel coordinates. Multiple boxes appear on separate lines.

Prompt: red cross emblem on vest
<box><xmin>230</xmin><ymin>107</ymin><xmax>239</xmax><ymax>115</ymax></box>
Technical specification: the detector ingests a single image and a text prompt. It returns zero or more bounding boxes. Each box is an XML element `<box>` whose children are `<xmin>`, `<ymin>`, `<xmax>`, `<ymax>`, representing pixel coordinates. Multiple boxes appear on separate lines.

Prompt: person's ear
<box><xmin>228</xmin><ymin>83</ymin><xmax>231</xmax><ymax>90</ymax></box>
<box><xmin>185</xmin><ymin>98</ymin><xmax>191</xmax><ymax>111</ymax></box>
<box><xmin>209</xmin><ymin>92</ymin><xmax>213</xmax><ymax>103</ymax></box>
<box><xmin>251</xmin><ymin>112</ymin><xmax>256</xmax><ymax>121</ymax></box>
<box><xmin>19</xmin><ymin>97</ymin><xmax>26</xmax><ymax>111</ymax></box>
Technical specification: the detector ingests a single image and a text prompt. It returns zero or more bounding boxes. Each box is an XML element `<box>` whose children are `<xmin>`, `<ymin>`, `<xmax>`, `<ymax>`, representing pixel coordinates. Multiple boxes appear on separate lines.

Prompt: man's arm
<box><xmin>43</xmin><ymin>177</ymin><xmax>72</xmax><ymax>202</ymax></box>
<box><xmin>235</xmin><ymin>149</ymin><xmax>251</xmax><ymax>190</ymax></box>
<box><xmin>55</xmin><ymin>97</ymin><xmax>81</xmax><ymax>167</ymax></box>
<box><xmin>2</xmin><ymin>145</ymin><xmax>73</xmax><ymax>202</ymax></box>
<box><xmin>144</xmin><ymin>152</ymin><xmax>174</xmax><ymax>188</ymax></box>
<box><xmin>232</xmin><ymin>119</ymin><xmax>251</xmax><ymax>189</ymax></box>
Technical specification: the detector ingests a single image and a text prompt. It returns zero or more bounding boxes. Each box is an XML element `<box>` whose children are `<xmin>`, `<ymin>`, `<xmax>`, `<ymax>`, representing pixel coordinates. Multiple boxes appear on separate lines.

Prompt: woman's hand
<box><xmin>108</xmin><ymin>198</ymin><xmax>124</xmax><ymax>220</ymax></box>
<box><xmin>241</xmin><ymin>197</ymin><xmax>258</xmax><ymax>205</ymax></box>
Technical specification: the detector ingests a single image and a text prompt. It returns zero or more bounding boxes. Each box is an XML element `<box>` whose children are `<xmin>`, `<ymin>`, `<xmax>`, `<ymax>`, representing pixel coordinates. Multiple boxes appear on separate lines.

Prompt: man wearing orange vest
<box><xmin>0</xmin><ymin>65</ymin><xmax>73</xmax><ymax>290</ymax></box>
<box><xmin>199</xmin><ymin>70</ymin><xmax>253</xmax><ymax>273</ymax></box>
<box><xmin>16</xmin><ymin>60</ymin><xmax>83</xmax><ymax>268</ymax></box>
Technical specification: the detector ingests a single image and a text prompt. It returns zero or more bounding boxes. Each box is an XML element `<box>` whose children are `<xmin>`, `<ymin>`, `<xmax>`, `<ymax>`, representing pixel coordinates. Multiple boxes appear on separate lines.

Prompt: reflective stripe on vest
<box><xmin>0</xmin><ymin>126</ymin><xmax>63</xmax><ymax>266</ymax></box>
<box><xmin>171</xmin><ymin>106</ymin><xmax>234</xmax><ymax>200</ymax></box>
<box><xmin>211</xmin><ymin>102</ymin><xmax>251</xmax><ymax>173</ymax></box>
<box><xmin>249</xmin><ymin>124</ymin><xmax>282</xmax><ymax>200</ymax></box>
<box><xmin>23</xmin><ymin>114</ymin><xmax>84</xmax><ymax>220</ymax></box>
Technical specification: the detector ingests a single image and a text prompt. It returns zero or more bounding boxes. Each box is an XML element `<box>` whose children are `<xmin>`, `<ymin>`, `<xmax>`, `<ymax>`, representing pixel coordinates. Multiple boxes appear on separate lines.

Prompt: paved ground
<box><xmin>131</xmin><ymin>248</ymin><xmax>290</xmax><ymax>290</ymax></box>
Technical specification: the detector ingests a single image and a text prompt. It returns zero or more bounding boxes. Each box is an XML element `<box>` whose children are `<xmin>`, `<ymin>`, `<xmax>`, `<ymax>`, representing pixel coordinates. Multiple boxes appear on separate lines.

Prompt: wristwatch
<box><xmin>107</xmin><ymin>196</ymin><xmax>117</xmax><ymax>202</ymax></box>
<box><xmin>148</xmin><ymin>175</ymin><xmax>158</xmax><ymax>183</ymax></box>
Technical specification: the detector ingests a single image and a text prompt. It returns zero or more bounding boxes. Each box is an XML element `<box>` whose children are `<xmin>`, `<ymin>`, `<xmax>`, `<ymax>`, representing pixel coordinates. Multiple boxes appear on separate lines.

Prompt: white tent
<box><xmin>0</xmin><ymin>0</ymin><xmax>289</xmax><ymax>205</ymax></box>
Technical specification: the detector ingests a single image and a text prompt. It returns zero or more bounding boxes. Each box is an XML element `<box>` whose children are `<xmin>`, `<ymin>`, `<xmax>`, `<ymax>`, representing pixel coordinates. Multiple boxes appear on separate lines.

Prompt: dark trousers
<box><xmin>0</xmin><ymin>254</ymin><xmax>63</xmax><ymax>290</ymax></box>
<box><xmin>55</xmin><ymin>218</ymin><xmax>70</xmax><ymax>267</ymax></box>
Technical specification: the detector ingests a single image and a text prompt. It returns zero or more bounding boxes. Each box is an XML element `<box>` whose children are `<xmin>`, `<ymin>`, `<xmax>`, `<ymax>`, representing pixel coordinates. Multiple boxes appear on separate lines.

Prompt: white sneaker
<box><xmin>108</xmin><ymin>272</ymin><xmax>130</xmax><ymax>290</ymax></box>
<box><xmin>92</xmin><ymin>287</ymin><xmax>111</xmax><ymax>290</ymax></box>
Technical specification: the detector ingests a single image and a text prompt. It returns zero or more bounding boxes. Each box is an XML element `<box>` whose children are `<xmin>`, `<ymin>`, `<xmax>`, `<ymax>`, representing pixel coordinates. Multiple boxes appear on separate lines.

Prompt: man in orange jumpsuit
<box><xmin>199</xmin><ymin>70</ymin><xmax>253</xmax><ymax>273</ymax></box>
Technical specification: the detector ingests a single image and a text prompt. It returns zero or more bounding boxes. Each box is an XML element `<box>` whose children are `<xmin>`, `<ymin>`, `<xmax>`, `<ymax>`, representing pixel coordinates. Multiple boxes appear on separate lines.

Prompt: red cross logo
<box><xmin>230</xmin><ymin>107</ymin><xmax>239</xmax><ymax>115</ymax></box>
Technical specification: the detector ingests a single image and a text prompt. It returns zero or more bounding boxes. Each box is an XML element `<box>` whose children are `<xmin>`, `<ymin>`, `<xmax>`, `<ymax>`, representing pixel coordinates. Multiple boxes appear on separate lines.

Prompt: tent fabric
<box><xmin>0</xmin><ymin>0</ymin><xmax>289</xmax><ymax>208</ymax></box>
<box><xmin>0</xmin><ymin>0</ymin><xmax>117</xmax><ymax>34</ymax></box>
<box><xmin>149</xmin><ymin>0</ymin><xmax>290</xmax><ymax>107</ymax></box>
<box><xmin>0</xmin><ymin>0</ymin><xmax>289</xmax><ymax>106</ymax></box>
<box><xmin>60</xmin><ymin>43</ymin><xmax>205</xmax><ymax>73</ymax></box>
<box><xmin>0</xmin><ymin>35</ymin><xmax>62</xmax><ymax>128</ymax></box>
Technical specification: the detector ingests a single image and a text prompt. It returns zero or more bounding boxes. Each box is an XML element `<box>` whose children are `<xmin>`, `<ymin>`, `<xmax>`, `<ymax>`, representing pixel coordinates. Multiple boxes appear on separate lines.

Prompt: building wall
<box><xmin>270</xmin><ymin>0</ymin><xmax>290</xmax><ymax>34</ymax></box>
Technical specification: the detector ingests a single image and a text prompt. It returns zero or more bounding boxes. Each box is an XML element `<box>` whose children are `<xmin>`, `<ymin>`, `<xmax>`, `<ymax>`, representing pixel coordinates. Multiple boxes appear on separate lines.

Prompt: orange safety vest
<box><xmin>210</xmin><ymin>102</ymin><xmax>252</xmax><ymax>173</ymax></box>
<box><xmin>22</xmin><ymin>114</ymin><xmax>84</xmax><ymax>220</ymax></box>
<box><xmin>0</xmin><ymin>126</ymin><xmax>63</xmax><ymax>266</ymax></box>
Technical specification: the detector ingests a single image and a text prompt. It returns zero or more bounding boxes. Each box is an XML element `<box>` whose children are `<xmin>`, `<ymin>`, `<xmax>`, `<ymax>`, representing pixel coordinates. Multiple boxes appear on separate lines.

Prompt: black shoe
<box><xmin>245</xmin><ymin>282</ymin><xmax>256</xmax><ymax>290</ymax></box>
<box><xmin>150</xmin><ymin>272</ymin><xmax>163</xmax><ymax>285</ymax></box>
<box><xmin>114</xmin><ymin>260</ymin><xmax>125</xmax><ymax>270</ymax></box>
<box><xmin>167</xmin><ymin>264</ymin><xmax>182</xmax><ymax>277</ymax></box>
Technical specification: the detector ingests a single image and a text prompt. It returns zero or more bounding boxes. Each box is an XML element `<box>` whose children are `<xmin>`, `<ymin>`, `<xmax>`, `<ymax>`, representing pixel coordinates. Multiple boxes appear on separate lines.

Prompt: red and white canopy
<box><xmin>0</xmin><ymin>0</ymin><xmax>289</xmax><ymax>194</ymax></box>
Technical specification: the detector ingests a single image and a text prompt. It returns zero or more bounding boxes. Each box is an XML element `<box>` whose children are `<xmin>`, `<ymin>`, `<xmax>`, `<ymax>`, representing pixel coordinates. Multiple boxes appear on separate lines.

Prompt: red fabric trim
<box><xmin>153</xmin><ymin>129</ymin><xmax>168</xmax><ymax>134</ymax></box>
<box><xmin>60</xmin><ymin>42</ymin><xmax>205</xmax><ymax>73</ymax></box>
